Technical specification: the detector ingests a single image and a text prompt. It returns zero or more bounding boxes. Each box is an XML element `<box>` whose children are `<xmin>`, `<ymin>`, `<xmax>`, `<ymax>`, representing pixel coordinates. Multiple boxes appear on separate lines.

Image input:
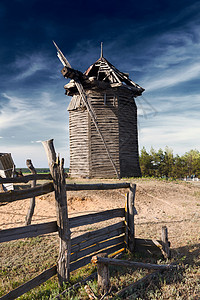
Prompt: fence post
<box><xmin>42</xmin><ymin>139</ymin><xmax>71</xmax><ymax>285</ymax></box>
<box><xmin>161</xmin><ymin>226</ymin><xmax>170</xmax><ymax>259</ymax></box>
<box><xmin>25</xmin><ymin>159</ymin><xmax>37</xmax><ymax>225</ymax></box>
<box><xmin>127</xmin><ymin>183</ymin><xmax>136</xmax><ymax>253</ymax></box>
<box><xmin>96</xmin><ymin>253</ymin><xmax>110</xmax><ymax>295</ymax></box>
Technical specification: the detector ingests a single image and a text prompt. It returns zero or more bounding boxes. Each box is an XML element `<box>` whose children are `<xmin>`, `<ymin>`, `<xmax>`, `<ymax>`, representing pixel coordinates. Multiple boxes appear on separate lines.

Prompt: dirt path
<box><xmin>0</xmin><ymin>178</ymin><xmax>200</xmax><ymax>249</ymax></box>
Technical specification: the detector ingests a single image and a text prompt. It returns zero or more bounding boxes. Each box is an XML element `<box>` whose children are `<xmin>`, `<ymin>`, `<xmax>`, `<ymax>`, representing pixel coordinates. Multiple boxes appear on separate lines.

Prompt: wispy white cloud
<box><xmin>0</xmin><ymin>92</ymin><xmax>66</xmax><ymax>130</ymax></box>
<box><xmin>138</xmin><ymin>108</ymin><xmax>200</xmax><ymax>155</ymax></box>
<box><xmin>13</xmin><ymin>53</ymin><xmax>49</xmax><ymax>80</ymax></box>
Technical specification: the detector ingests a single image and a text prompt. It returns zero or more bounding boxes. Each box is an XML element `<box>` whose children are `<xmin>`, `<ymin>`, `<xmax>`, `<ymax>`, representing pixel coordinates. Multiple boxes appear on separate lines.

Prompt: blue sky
<box><xmin>0</xmin><ymin>0</ymin><xmax>200</xmax><ymax>167</ymax></box>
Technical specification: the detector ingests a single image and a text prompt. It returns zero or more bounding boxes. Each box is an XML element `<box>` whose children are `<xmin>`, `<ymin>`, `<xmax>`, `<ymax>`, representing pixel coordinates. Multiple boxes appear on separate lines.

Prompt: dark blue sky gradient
<box><xmin>0</xmin><ymin>0</ymin><xmax>200</xmax><ymax>167</ymax></box>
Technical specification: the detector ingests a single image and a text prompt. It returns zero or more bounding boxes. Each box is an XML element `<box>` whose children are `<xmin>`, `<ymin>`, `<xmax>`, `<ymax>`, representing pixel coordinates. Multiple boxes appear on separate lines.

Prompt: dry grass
<box><xmin>0</xmin><ymin>178</ymin><xmax>199</xmax><ymax>299</ymax></box>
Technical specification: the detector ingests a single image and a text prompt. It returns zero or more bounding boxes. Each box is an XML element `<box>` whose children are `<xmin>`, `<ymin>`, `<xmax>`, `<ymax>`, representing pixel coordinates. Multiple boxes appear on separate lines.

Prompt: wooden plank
<box><xmin>70</xmin><ymin>242</ymin><xmax>125</xmax><ymax>272</ymax></box>
<box><xmin>71</xmin><ymin>221</ymin><xmax>124</xmax><ymax>248</ymax></box>
<box><xmin>72</xmin><ymin>228</ymin><xmax>124</xmax><ymax>254</ymax></box>
<box><xmin>116</xmin><ymin>270</ymin><xmax>161</xmax><ymax>298</ymax></box>
<box><xmin>71</xmin><ymin>235</ymin><xmax>124</xmax><ymax>261</ymax></box>
<box><xmin>69</xmin><ymin>208</ymin><xmax>124</xmax><ymax>228</ymax></box>
<box><xmin>0</xmin><ymin>173</ymin><xmax>52</xmax><ymax>184</ymax></box>
<box><xmin>0</xmin><ymin>182</ymin><xmax>54</xmax><ymax>203</ymax></box>
<box><xmin>0</xmin><ymin>265</ymin><xmax>57</xmax><ymax>300</ymax></box>
<box><xmin>0</xmin><ymin>221</ymin><xmax>58</xmax><ymax>243</ymax></box>
<box><xmin>66</xmin><ymin>183</ymin><xmax>130</xmax><ymax>191</ymax></box>
<box><xmin>91</xmin><ymin>257</ymin><xmax>175</xmax><ymax>271</ymax></box>
<box><xmin>0</xmin><ymin>219</ymin><xmax>123</xmax><ymax>244</ymax></box>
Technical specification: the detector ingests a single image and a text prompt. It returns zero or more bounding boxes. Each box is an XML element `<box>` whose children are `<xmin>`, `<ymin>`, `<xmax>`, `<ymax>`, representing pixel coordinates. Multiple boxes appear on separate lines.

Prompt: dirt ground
<box><xmin>0</xmin><ymin>178</ymin><xmax>200</xmax><ymax>250</ymax></box>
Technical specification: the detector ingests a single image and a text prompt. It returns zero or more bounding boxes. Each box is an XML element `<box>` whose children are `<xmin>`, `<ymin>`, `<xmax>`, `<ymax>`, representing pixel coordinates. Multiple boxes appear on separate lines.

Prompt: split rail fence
<box><xmin>0</xmin><ymin>140</ymin><xmax>169</xmax><ymax>299</ymax></box>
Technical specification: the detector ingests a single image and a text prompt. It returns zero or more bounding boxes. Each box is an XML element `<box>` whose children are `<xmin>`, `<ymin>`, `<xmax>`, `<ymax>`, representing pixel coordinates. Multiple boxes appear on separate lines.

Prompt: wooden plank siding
<box><xmin>88</xmin><ymin>91</ymin><xmax>120</xmax><ymax>178</ymax></box>
<box><xmin>67</xmin><ymin>86</ymin><xmax>141</xmax><ymax>178</ymax></box>
<box><xmin>68</xmin><ymin>108</ymin><xmax>90</xmax><ymax>177</ymax></box>
<box><xmin>118</xmin><ymin>90</ymin><xmax>141</xmax><ymax>177</ymax></box>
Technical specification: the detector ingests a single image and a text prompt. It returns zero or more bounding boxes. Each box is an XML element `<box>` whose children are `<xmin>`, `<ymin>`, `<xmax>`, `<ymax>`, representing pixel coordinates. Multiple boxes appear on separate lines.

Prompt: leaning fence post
<box><xmin>25</xmin><ymin>159</ymin><xmax>37</xmax><ymax>225</ymax></box>
<box><xmin>161</xmin><ymin>226</ymin><xmax>170</xmax><ymax>259</ymax></box>
<box><xmin>127</xmin><ymin>183</ymin><xmax>136</xmax><ymax>253</ymax></box>
<box><xmin>42</xmin><ymin>139</ymin><xmax>71</xmax><ymax>285</ymax></box>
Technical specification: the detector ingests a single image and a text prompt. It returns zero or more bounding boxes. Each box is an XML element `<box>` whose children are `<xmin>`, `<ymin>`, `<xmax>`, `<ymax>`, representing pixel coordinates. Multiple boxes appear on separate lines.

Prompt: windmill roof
<box><xmin>84</xmin><ymin>56</ymin><xmax>144</xmax><ymax>94</ymax></box>
<box><xmin>64</xmin><ymin>56</ymin><xmax>144</xmax><ymax>97</ymax></box>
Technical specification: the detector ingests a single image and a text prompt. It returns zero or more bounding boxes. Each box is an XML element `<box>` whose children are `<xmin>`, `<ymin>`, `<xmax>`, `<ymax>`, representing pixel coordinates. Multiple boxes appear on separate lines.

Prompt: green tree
<box><xmin>139</xmin><ymin>147</ymin><xmax>200</xmax><ymax>179</ymax></box>
<box><xmin>183</xmin><ymin>150</ymin><xmax>200</xmax><ymax>177</ymax></box>
<box><xmin>174</xmin><ymin>155</ymin><xmax>187</xmax><ymax>178</ymax></box>
<box><xmin>139</xmin><ymin>147</ymin><xmax>154</xmax><ymax>177</ymax></box>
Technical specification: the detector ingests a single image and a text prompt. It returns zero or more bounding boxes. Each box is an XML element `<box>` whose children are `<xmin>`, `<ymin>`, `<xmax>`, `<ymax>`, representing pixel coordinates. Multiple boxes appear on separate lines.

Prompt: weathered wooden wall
<box><xmin>118</xmin><ymin>89</ymin><xmax>141</xmax><ymax>177</ymax></box>
<box><xmin>68</xmin><ymin>87</ymin><xmax>141</xmax><ymax>178</ymax></box>
<box><xmin>88</xmin><ymin>91</ymin><xmax>120</xmax><ymax>178</ymax></box>
<box><xmin>68</xmin><ymin>106</ymin><xmax>90</xmax><ymax>177</ymax></box>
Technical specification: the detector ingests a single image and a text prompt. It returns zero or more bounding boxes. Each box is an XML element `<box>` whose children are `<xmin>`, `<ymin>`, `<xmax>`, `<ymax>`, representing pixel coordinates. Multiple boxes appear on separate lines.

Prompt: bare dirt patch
<box><xmin>0</xmin><ymin>178</ymin><xmax>199</xmax><ymax>249</ymax></box>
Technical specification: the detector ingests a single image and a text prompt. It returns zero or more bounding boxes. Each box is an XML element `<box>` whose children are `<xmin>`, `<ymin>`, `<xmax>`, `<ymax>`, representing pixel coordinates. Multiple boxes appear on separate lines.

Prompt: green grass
<box><xmin>0</xmin><ymin>234</ymin><xmax>199</xmax><ymax>299</ymax></box>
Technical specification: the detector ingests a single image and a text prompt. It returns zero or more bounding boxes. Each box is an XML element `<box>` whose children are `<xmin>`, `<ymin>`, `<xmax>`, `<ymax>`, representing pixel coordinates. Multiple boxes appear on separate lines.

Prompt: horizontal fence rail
<box><xmin>0</xmin><ymin>182</ymin><xmax>54</xmax><ymax>203</ymax></box>
<box><xmin>0</xmin><ymin>174</ymin><xmax>52</xmax><ymax>184</ymax></box>
<box><xmin>65</xmin><ymin>182</ymin><xmax>130</xmax><ymax>191</ymax></box>
<box><xmin>0</xmin><ymin>209</ymin><xmax>125</xmax><ymax>243</ymax></box>
<box><xmin>71</xmin><ymin>221</ymin><xmax>125</xmax><ymax>253</ymax></box>
<box><xmin>0</xmin><ymin>221</ymin><xmax>58</xmax><ymax>243</ymax></box>
<box><xmin>71</xmin><ymin>235</ymin><xmax>125</xmax><ymax>262</ymax></box>
<box><xmin>69</xmin><ymin>208</ymin><xmax>124</xmax><ymax>228</ymax></box>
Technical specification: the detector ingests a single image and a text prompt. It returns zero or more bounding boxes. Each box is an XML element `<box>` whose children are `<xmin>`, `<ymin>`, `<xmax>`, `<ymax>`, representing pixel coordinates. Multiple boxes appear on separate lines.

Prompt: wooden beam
<box><xmin>0</xmin><ymin>216</ymin><xmax>124</xmax><ymax>244</ymax></box>
<box><xmin>116</xmin><ymin>270</ymin><xmax>161</xmax><ymax>298</ymax></box>
<box><xmin>0</xmin><ymin>221</ymin><xmax>58</xmax><ymax>243</ymax></box>
<box><xmin>0</xmin><ymin>182</ymin><xmax>54</xmax><ymax>203</ymax></box>
<box><xmin>66</xmin><ymin>182</ymin><xmax>130</xmax><ymax>191</ymax></box>
<box><xmin>91</xmin><ymin>256</ymin><xmax>176</xmax><ymax>271</ymax></box>
<box><xmin>0</xmin><ymin>174</ymin><xmax>52</xmax><ymax>184</ymax></box>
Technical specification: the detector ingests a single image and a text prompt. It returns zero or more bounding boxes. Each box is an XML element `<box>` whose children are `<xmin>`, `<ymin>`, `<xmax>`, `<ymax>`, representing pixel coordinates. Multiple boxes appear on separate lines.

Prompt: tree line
<box><xmin>139</xmin><ymin>147</ymin><xmax>200</xmax><ymax>179</ymax></box>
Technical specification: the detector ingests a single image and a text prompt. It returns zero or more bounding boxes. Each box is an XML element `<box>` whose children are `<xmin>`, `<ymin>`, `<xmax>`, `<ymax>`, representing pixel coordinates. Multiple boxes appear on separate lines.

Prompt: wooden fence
<box><xmin>0</xmin><ymin>140</ymin><xmax>135</xmax><ymax>299</ymax></box>
<box><xmin>0</xmin><ymin>140</ymin><xmax>169</xmax><ymax>299</ymax></box>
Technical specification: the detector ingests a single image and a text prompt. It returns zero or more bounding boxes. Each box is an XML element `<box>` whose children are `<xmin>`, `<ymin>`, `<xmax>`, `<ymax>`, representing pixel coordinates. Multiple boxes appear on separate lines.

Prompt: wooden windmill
<box><xmin>54</xmin><ymin>42</ymin><xmax>144</xmax><ymax>178</ymax></box>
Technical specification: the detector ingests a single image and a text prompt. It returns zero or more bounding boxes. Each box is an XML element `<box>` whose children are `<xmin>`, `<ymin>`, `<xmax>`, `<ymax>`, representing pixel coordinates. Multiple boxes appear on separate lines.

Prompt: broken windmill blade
<box><xmin>53</xmin><ymin>41</ymin><xmax>96</xmax><ymax>118</ymax></box>
<box><xmin>53</xmin><ymin>41</ymin><xmax>71</xmax><ymax>68</ymax></box>
<box><xmin>53</xmin><ymin>41</ymin><xmax>120</xmax><ymax>179</ymax></box>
